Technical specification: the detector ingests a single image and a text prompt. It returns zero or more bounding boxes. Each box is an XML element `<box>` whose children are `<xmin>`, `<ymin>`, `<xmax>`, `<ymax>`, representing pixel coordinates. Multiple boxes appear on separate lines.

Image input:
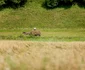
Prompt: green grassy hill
<box><xmin>0</xmin><ymin>0</ymin><xmax>85</xmax><ymax>29</ymax></box>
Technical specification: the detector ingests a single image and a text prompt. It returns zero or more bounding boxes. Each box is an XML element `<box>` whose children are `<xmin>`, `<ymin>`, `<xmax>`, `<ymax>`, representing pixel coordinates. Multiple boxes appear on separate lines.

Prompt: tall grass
<box><xmin>0</xmin><ymin>41</ymin><xmax>85</xmax><ymax>70</ymax></box>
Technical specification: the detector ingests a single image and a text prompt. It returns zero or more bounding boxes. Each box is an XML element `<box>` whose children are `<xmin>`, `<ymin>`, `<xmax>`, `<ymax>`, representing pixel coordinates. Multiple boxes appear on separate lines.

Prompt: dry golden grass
<box><xmin>0</xmin><ymin>41</ymin><xmax>85</xmax><ymax>70</ymax></box>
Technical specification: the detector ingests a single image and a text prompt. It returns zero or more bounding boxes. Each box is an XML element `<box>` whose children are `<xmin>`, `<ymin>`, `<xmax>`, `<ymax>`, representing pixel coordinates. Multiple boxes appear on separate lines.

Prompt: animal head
<box><xmin>23</xmin><ymin>32</ymin><xmax>30</xmax><ymax>35</ymax></box>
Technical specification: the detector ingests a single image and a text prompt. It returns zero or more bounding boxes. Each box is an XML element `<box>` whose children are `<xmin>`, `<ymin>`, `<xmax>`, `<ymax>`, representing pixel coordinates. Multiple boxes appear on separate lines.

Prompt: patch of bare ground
<box><xmin>0</xmin><ymin>41</ymin><xmax>85</xmax><ymax>70</ymax></box>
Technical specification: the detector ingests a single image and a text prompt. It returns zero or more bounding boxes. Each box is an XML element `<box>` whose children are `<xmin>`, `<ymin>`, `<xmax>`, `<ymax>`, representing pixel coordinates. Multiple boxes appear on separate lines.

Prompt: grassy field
<box><xmin>0</xmin><ymin>41</ymin><xmax>85</xmax><ymax>70</ymax></box>
<box><xmin>0</xmin><ymin>1</ymin><xmax>84</xmax><ymax>41</ymax></box>
<box><xmin>0</xmin><ymin>28</ymin><xmax>85</xmax><ymax>41</ymax></box>
<box><xmin>0</xmin><ymin>3</ymin><xmax>85</xmax><ymax>29</ymax></box>
<box><xmin>0</xmin><ymin>0</ymin><xmax>85</xmax><ymax>70</ymax></box>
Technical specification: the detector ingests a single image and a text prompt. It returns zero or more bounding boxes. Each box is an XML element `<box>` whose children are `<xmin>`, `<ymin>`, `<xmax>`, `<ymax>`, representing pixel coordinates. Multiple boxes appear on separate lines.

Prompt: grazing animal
<box><xmin>23</xmin><ymin>30</ymin><xmax>41</xmax><ymax>36</ymax></box>
<box><xmin>23</xmin><ymin>32</ymin><xmax>30</xmax><ymax>35</ymax></box>
<box><xmin>31</xmin><ymin>30</ymin><xmax>41</xmax><ymax>36</ymax></box>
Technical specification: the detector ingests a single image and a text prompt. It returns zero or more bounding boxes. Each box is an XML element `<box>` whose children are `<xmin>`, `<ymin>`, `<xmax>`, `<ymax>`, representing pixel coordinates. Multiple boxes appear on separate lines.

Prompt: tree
<box><xmin>0</xmin><ymin>0</ymin><xmax>27</xmax><ymax>8</ymax></box>
<box><xmin>63</xmin><ymin>0</ymin><xmax>73</xmax><ymax>3</ymax></box>
<box><xmin>45</xmin><ymin>0</ymin><xmax>59</xmax><ymax>8</ymax></box>
<box><xmin>44</xmin><ymin>0</ymin><xmax>74</xmax><ymax>8</ymax></box>
<box><xmin>0</xmin><ymin>0</ymin><xmax>5</xmax><ymax>5</ymax></box>
<box><xmin>82</xmin><ymin>0</ymin><xmax>85</xmax><ymax>3</ymax></box>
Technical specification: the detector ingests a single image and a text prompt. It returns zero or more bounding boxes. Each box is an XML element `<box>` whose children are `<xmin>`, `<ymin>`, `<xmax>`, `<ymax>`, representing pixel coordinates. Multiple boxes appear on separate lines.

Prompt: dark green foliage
<box><xmin>5</xmin><ymin>0</ymin><xmax>27</xmax><ymax>4</ymax></box>
<box><xmin>19</xmin><ymin>0</ymin><xmax>27</xmax><ymax>6</ymax></box>
<box><xmin>45</xmin><ymin>0</ymin><xmax>85</xmax><ymax>8</ymax></box>
<box><xmin>45</xmin><ymin>0</ymin><xmax>59</xmax><ymax>8</ymax></box>
<box><xmin>0</xmin><ymin>0</ymin><xmax>5</xmax><ymax>5</ymax></box>
<box><xmin>0</xmin><ymin>0</ymin><xmax>27</xmax><ymax>8</ymax></box>
<box><xmin>6</xmin><ymin>0</ymin><xmax>27</xmax><ymax>7</ymax></box>
<box><xmin>59</xmin><ymin>0</ymin><xmax>73</xmax><ymax>6</ymax></box>
<box><xmin>45</xmin><ymin>0</ymin><xmax>73</xmax><ymax>8</ymax></box>
<box><xmin>63</xmin><ymin>0</ymin><xmax>73</xmax><ymax>3</ymax></box>
<box><xmin>82</xmin><ymin>0</ymin><xmax>85</xmax><ymax>3</ymax></box>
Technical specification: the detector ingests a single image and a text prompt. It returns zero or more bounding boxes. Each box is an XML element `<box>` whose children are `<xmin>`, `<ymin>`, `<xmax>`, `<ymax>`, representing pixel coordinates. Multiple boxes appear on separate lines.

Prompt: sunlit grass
<box><xmin>0</xmin><ymin>3</ymin><xmax>85</xmax><ymax>29</ymax></box>
<box><xmin>0</xmin><ymin>28</ymin><xmax>85</xmax><ymax>41</ymax></box>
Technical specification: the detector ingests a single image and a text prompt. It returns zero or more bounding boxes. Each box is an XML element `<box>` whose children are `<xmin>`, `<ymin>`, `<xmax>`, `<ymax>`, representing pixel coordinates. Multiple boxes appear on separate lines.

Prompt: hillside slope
<box><xmin>0</xmin><ymin>1</ymin><xmax>85</xmax><ymax>29</ymax></box>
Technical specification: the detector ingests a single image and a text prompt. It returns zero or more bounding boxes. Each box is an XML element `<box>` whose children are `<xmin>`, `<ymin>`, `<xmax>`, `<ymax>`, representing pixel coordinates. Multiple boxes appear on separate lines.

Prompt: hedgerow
<box><xmin>0</xmin><ymin>0</ymin><xmax>27</xmax><ymax>8</ymax></box>
<box><xmin>45</xmin><ymin>0</ymin><xmax>85</xmax><ymax>8</ymax></box>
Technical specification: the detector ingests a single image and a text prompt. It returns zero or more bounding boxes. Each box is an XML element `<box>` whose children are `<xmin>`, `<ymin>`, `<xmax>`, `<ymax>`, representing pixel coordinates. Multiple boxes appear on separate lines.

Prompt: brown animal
<box><xmin>23</xmin><ymin>32</ymin><xmax>30</xmax><ymax>35</ymax></box>
<box><xmin>23</xmin><ymin>30</ymin><xmax>41</xmax><ymax>36</ymax></box>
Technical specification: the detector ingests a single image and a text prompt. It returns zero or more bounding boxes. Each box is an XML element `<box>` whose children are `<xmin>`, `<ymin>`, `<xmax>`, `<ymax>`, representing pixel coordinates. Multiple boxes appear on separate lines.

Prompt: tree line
<box><xmin>0</xmin><ymin>0</ymin><xmax>27</xmax><ymax>8</ymax></box>
<box><xmin>0</xmin><ymin>0</ymin><xmax>85</xmax><ymax>9</ymax></box>
<box><xmin>45</xmin><ymin>0</ymin><xmax>85</xmax><ymax>8</ymax></box>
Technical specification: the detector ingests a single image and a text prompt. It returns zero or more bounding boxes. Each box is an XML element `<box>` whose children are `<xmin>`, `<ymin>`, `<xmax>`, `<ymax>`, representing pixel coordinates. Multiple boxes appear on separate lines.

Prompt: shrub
<box><xmin>82</xmin><ymin>0</ymin><xmax>85</xmax><ymax>3</ymax></box>
<box><xmin>45</xmin><ymin>0</ymin><xmax>59</xmax><ymax>8</ymax></box>
<box><xmin>5</xmin><ymin>0</ymin><xmax>27</xmax><ymax>4</ymax></box>
<box><xmin>0</xmin><ymin>0</ymin><xmax>5</xmax><ymax>5</ymax></box>
<box><xmin>61</xmin><ymin>0</ymin><xmax>73</xmax><ymax>6</ymax></box>
<box><xmin>63</xmin><ymin>0</ymin><xmax>73</xmax><ymax>3</ymax></box>
<box><xmin>44</xmin><ymin>0</ymin><xmax>74</xmax><ymax>8</ymax></box>
<box><xmin>9</xmin><ymin>0</ymin><xmax>27</xmax><ymax>6</ymax></box>
<box><xmin>3</xmin><ymin>0</ymin><xmax>27</xmax><ymax>8</ymax></box>
<box><xmin>19</xmin><ymin>0</ymin><xmax>27</xmax><ymax>6</ymax></box>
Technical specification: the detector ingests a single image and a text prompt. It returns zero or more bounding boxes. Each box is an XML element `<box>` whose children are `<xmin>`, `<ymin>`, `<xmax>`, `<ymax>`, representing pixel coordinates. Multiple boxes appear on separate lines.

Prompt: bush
<box><xmin>0</xmin><ymin>0</ymin><xmax>27</xmax><ymax>8</ymax></box>
<box><xmin>82</xmin><ymin>0</ymin><xmax>85</xmax><ymax>3</ymax></box>
<box><xmin>44</xmin><ymin>0</ymin><xmax>85</xmax><ymax>8</ymax></box>
<box><xmin>45</xmin><ymin>0</ymin><xmax>59</xmax><ymax>8</ymax></box>
<box><xmin>45</xmin><ymin>0</ymin><xmax>74</xmax><ymax>8</ymax></box>
<box><xmin>19</xmin><ymin>0</ymin><xmax>27</xmax><ymax>6</ymax></box>
<box><xmin>60</xmin><ymin>0</ymin><xmax>73</xmax><ymax>6</ymax></box>
<box><xmin>5</xmin><ymin>0</ymin><xmax>27</xmax><ymax>4</ymax></box>
<box><xmin>9</xmin><ymin>0</ymin><xmax>27</xmax><ymax>6</ymax></box>
<box><xmin>63</xmin><ymin>0</ymin><xmax>73</xmax><ymax>3</ymax></box>
<box><xmin>0</xmin><ymin>0</ymin><xmax>5</xmax><ymax>5</ymax></box>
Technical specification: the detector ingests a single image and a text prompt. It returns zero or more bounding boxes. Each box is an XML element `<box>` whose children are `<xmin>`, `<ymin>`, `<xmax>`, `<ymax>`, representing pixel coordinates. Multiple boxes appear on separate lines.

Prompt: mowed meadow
<box><xmin>0</xmin><ymin>29</ymin><xmax>85</xmax><ymax>41</ymax></box>
<box><xmin>0</xmin><ymin>41</ymin><xmax>85</xmax><ymax>70</ymax></box>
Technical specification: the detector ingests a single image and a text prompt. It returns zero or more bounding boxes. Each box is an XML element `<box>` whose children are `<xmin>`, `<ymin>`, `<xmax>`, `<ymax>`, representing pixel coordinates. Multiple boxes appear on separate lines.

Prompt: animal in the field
<box><xmin>23</xmin><ymin>32</ymin><xmax>30</xmax><ymax>35</ymax></box>
<box><xmin>23</xmin><ymin>28</ymin><xmax>41</xmax><ymax>36</ymax></box>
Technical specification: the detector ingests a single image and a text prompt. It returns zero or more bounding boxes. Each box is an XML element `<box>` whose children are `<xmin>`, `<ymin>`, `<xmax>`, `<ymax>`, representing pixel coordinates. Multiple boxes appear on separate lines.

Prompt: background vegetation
<box><xmin>44</xmin><ymin>0</ymin><xmax>85</xmax><ymax>8</ymax></box>
<box><xmin>0</xmin><ymin>0</ymin><xmax>85</xmax><ymax>28</ymax></box>
<box><xmin>0</xmin><ymin>0</ymin><xmax>84</xmax><ymax>29</ymax></box>
<box><xmin>0</xmin><ymin>0</ymin><xmax>84</xmax><ymax>41</ymax></box>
